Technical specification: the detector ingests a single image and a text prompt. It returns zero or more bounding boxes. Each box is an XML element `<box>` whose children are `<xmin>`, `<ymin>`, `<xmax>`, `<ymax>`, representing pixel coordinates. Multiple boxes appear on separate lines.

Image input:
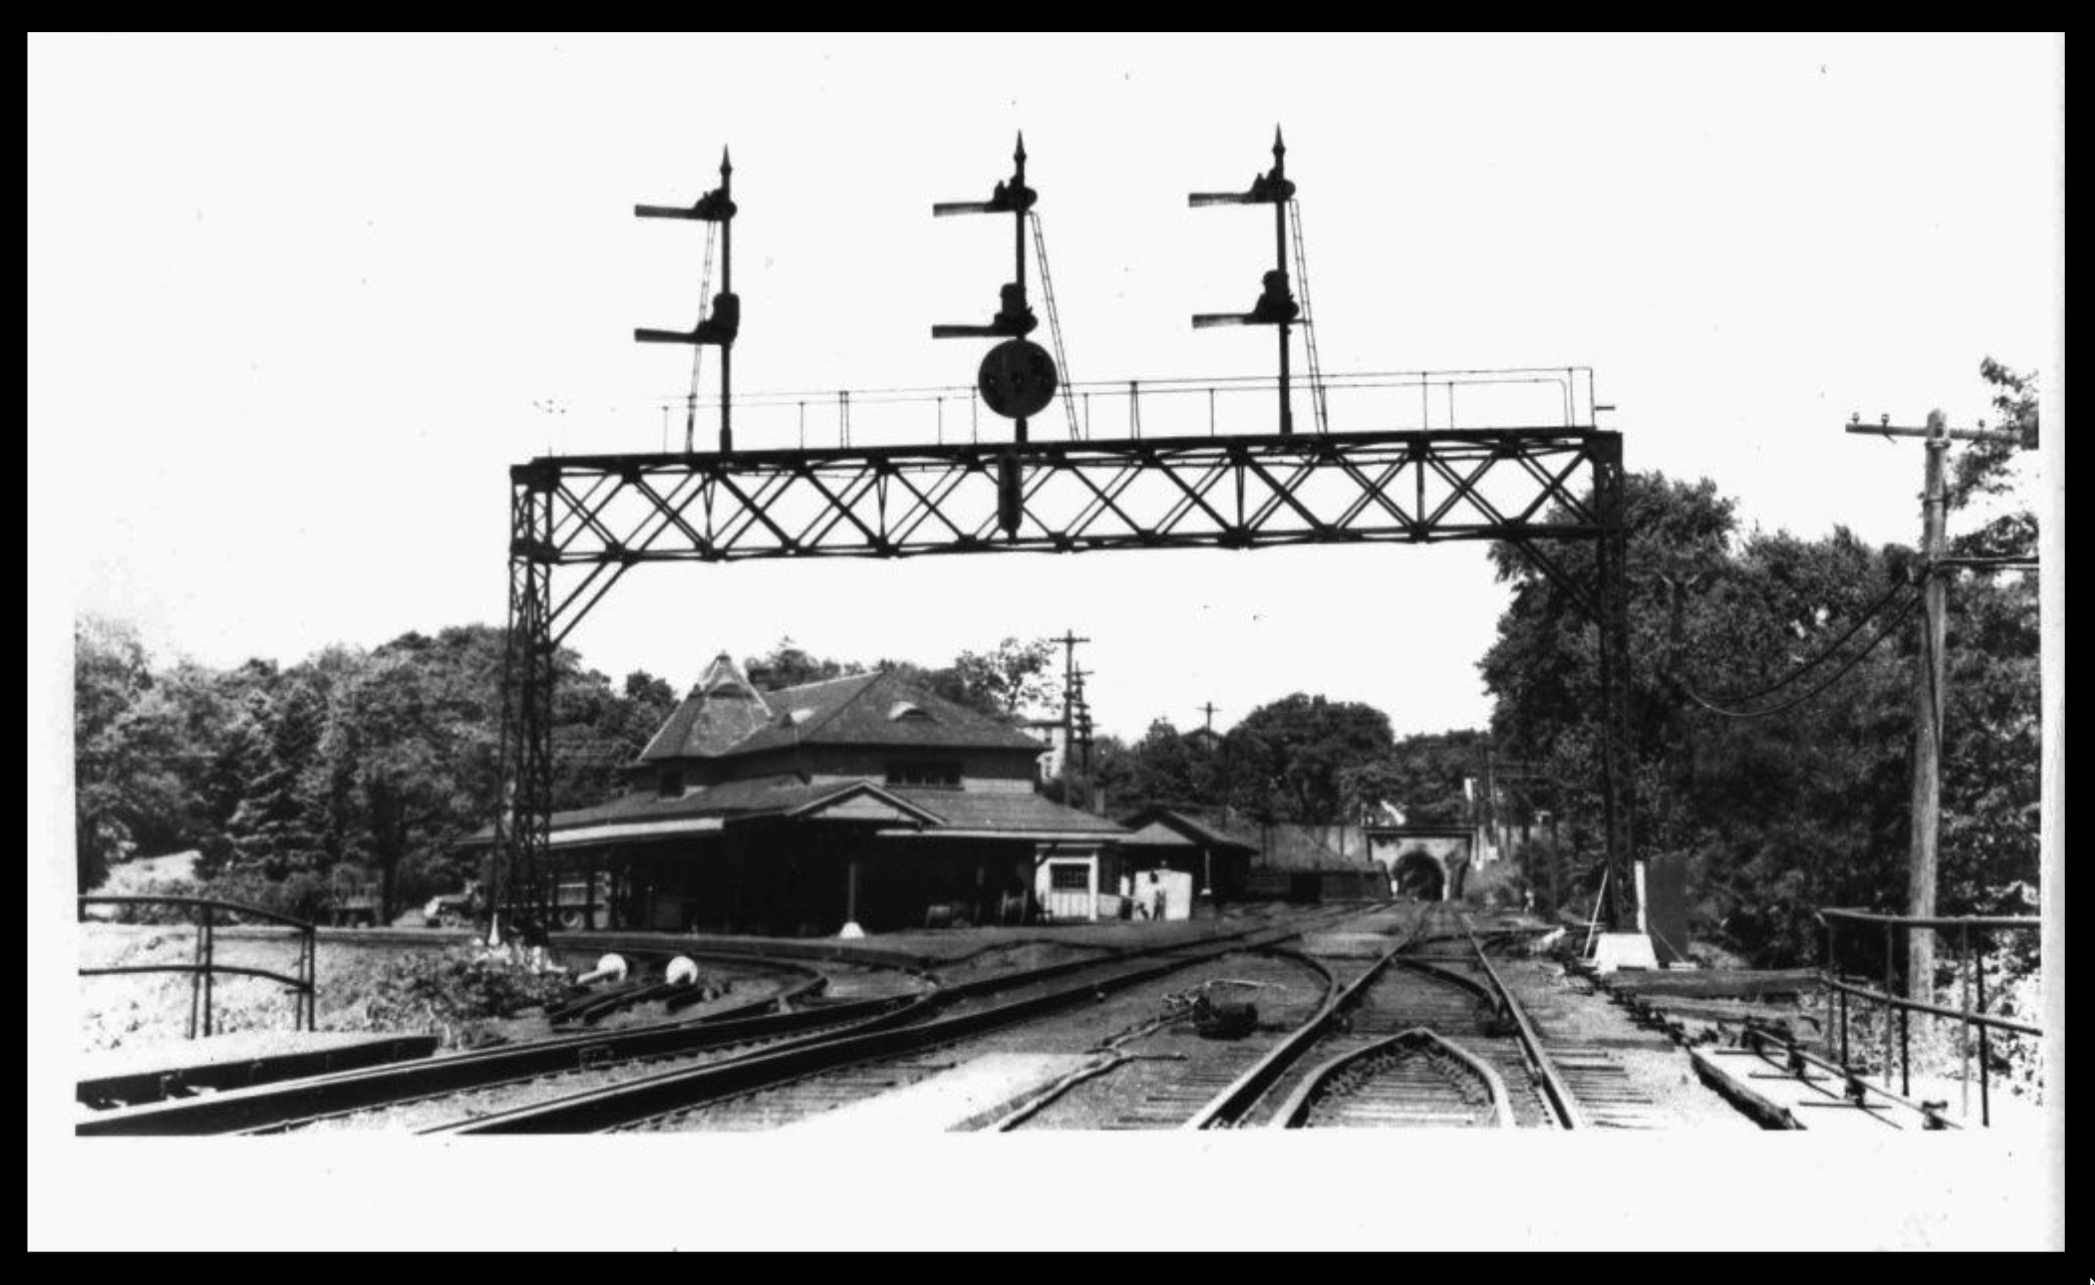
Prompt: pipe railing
<box><xmin>78</xmin><ymin>895</ymin><xmax>317</xmax><ymax>1038</ymax></box>
<box><xmin>584</xmin><ymin>366</ymin><xmax>1600</xmax><ymax>456</ymax></box>
<box><xmin>1817</xmin><ymin>907</ymin><xmax>2040</xmax><ymax>1126</ymax></box>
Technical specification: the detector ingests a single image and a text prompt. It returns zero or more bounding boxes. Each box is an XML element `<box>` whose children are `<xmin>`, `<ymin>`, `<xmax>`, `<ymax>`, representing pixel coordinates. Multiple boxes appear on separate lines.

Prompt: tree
<box><xmin>72</xmin><ymin>617</ymin><xmax>186</xmax><ymax>890</ymax></box>
<box><xmin>1340</xmin><ymin>729</ymin><xmax>1486</xmax><ymax>828</ymax></box>
<box><xmin>745</xmin><ymin>638</ymin><xmax>865</xmax><ymax>691</ymax></box>
<box><xmin>73</xmin><ymin>616</ymin><xmax>682</xmax><ymax>915</ymax></box>
<box><xmin>946</xmin><ymin>636</ymin><xmax>1058</xmax><ymax>723</ymax></box>
<box><xmin>224</xmin><ymin>675</ymin><xmax>331</xmax><ymax>880</ymax></box>
<box><xmin>1095</xmin><ymin>719</ymin><xmax>1202</xmax><ymax>811</ymax></box>
<box><xmin>1951</xmin><ymin>358</ymin><xmax>2039</xmax><ymax>523</ymax></box>
<box><xmin>1479</xmin><ymin>420</ymin><xmax>2038</xmax><ymax>968</ymax></box>
<box><xmin>1221</xmin><ymin>694</ymin><xmax>1394</xmax><ymax>824</ymax></box>
<box><xmin>319</xmin><ymin>654</ymin><xmax>435</xmax><ymax>919</ymax></box>
<box><xmin>1937</xmin><ymin>358</ymin><xmax>2041</xmax><ymax>932</ymax></box>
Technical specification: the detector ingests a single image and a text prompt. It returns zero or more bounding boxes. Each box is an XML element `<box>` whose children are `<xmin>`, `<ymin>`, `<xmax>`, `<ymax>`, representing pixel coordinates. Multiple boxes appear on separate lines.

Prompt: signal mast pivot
<box><xmin>1190</xmin><ymin>128</ymin><xmax>1299</xmax><ymax>435</ymax></box>
<box><xmin>635</xmin><ymin>148</ymin><xmax>740</xmax><ymax>451</ymax></box>
<box><xmin>933</xmin><ymin>134</ymin><xmax>1058</xmax><ymax>452</ymax></box>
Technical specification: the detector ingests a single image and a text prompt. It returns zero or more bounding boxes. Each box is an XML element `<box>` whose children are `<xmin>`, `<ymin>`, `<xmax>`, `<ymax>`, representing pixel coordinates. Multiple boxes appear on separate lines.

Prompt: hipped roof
<box><xmin>637</xmin><ymin>659</ymin><xmax>1044</xmax><ymax>764</ymax></box>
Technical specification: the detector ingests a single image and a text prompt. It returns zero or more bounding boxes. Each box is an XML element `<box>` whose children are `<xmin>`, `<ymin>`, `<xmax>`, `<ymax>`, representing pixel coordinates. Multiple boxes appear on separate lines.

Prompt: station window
<box><xmin>1049</xmin><ymin>862</ymin><xmax>1091</xmax><ymax>891</ymax></box>
<box><xmin>886</xmin><ymin>761</ymin><xmax>962</xmax><ymax>789</ymax></box>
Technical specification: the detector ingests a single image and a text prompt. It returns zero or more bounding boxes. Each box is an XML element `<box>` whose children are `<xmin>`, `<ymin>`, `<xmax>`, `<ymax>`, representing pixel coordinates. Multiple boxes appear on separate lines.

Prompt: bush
<box><xmin>345</xmin><ymin>948</ymin><xmax>573</xmax><ymax>1047</ymax></box>
<box><xmin>1464</xmin><ymin>855</ymin><xmax>1532</xmax><ymax>912</ymax></box>
<box><xmin>104</xmin><ymin>877</ymin><xmax>207</xmax><ymax>925</ymax></box>
<box><xmin>203</xmin><ymin>869</ymin><xmax>333</xmax><ymax>923</ymax></box>
<box><xmin>99</xmin><ymin>869</ymin><xmax>340</xmax><ymax>930</ymax></box>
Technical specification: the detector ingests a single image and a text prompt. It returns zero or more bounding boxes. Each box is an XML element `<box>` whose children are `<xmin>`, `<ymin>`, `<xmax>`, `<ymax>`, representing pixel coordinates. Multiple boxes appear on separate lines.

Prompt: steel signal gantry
<box><xmin>492</xmin><ymin>425</ymin><xmax>1639</xmax><ymax>932</ymax></box>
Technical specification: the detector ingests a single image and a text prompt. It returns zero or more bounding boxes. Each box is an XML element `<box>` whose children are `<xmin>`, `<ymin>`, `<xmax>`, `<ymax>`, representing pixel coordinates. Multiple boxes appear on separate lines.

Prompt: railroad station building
<box><xmin>518</xmin><ymin>654</ymin><xmax>1128</xmax><ymax>935</ymax></box>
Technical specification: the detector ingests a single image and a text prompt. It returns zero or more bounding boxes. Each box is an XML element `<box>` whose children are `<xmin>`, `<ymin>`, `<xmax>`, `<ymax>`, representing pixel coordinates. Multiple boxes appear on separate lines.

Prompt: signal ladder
<box><xmin>1288</xmin><ymin>199</ymin><xmax>1330</xmax><ymax>434</ymax></box>
<box><xmin>682</xmin><ymin>221</ymin><xmax>719</xmax><ymax>452</ymax></box>
<box><xmin>1030</xmin><ymin>212</ymin><xmax>1084</xmax><ymax>440</ymax></box>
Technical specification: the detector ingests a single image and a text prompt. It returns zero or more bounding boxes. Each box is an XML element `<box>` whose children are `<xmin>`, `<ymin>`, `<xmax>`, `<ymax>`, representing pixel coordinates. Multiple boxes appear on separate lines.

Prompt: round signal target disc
<box><xmin>977</xmin><ymin>339</ymin><xmax>1058</xmax><ymax>419</ymax></box>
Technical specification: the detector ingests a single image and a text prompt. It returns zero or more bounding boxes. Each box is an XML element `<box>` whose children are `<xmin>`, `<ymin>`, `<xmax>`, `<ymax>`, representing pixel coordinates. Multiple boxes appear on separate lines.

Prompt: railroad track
<box><xmin>78</xmin><ymin>909</ymin><xmax>1344</xmax><ymax>1135</ymax></box>
<box><xmin>990</xmin><ymin>947</ymin><xmax>1340</xmax><ymax>1131</ymax></box>
<box><xmin>1269</xmin><ymin>1029</ymin><xmax>1516</xmax><ymax>1128</ymax></box>
<box><xmin>1186</xmin><ymin>904</ymin><xmax>1608</xmax><ymax>1130</ymax></box>
<box><xmin>428</xmin><ymin>908</ymin><xmax>1360</xmax><ymax>1135</ymax></box>
<box><xmin>74</xmin><ymin>956</ymin><xmax>911</xmax><ymax>1135</ymax></box>
<box><xmin>673</xmin><ymin>944</ymin><xmax>1347</xmax><ymax>1133</ymax></box>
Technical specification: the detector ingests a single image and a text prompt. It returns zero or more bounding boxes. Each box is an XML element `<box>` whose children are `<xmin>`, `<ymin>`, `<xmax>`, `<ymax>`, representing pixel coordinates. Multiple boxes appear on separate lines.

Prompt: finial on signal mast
<box><xmin>1015</xmin><ymin>130</ymin><xmax>1027</xmax><ymax>166</ymax></box>
<box><xmin>1273</xmin><ymin>125</ymin><xmax>1286</xmax><ymax>165</ymax></box>
<box><xmin>720</xmin><ymin>145</ymin><xmax>732</xmax><ymax>178</ymax></box>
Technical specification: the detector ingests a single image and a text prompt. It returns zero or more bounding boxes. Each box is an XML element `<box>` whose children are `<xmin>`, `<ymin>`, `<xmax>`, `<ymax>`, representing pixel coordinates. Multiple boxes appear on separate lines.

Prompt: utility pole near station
<box><xmin>1054</xmin><ymin>630</ymin><xmax>1091</xmax><ymax>780</ymax></box>
<box><xmin>1844</xmin><ymin>409</ymin><xmax>2032</xmax><ymax>999</ymax></box>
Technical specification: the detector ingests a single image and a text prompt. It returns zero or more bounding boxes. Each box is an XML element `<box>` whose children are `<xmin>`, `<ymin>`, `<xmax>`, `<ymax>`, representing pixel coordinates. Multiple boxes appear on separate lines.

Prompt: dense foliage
<box><xmin>1080</xmin><ymin>706</ymin><xmax>1474</xmax><ymax>828</ymax></box>
<box><xmin>1478</xmin><ymin>360</ymin><xmax>2040</xmax><ymax>967</ymax></box>
<box><xmin>351</xmin><ymin>948</ymin><xmax>575</xmax><ymax>1047</ymax></box>
<box><xmin>73</xmin><ymin>623</ymin><xmax>679</xmax><ymax>920</ymax></box>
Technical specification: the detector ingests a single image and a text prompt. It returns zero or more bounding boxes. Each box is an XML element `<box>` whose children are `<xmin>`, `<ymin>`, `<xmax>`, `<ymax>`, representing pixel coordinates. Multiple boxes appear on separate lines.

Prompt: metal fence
<box><xmin>1818</xmin><ymin>908</ymin><xmax>2040</xmax><ymax>1125</ymax></box>
<box><xmin>78</xmin><ymin>895</ymin><xmax>318</xmax><ymax>1038</ymax></box>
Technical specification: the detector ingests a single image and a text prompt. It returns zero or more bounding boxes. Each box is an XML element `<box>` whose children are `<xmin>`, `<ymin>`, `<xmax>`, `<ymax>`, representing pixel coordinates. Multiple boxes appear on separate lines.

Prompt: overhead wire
<box><xmin>1679</xmin><ymin>590</ymin><xmax>1922</xmax><ymax>721</ymax></box>
<box><xmin>1683</xmin><ymin>576</ymin><xmax>1918</xmax><ymax>706</ymax></box>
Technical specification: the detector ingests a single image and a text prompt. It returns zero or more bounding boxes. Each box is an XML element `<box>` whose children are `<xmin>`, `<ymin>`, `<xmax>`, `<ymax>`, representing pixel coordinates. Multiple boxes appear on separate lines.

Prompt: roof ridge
<box><xmin>767</xmin><ymin>670</ymin><xmax>879</xmax><ymax>698</ymax></box>
<box><xmin>792</xmin><ymin>667</ymin><xmax>891</xmax><ymax>739</ymax></box>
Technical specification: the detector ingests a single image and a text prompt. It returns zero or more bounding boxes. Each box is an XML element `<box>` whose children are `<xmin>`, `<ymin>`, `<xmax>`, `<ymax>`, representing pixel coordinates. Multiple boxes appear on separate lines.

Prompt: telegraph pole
<box><xmin>1844</xmin><ymin>409</ymin><xmax>2029</xmax><ymax>999</ymax></box>
<box><xmin>1053</xmin><ymin>630</ymin><xmax>1090</xmax><ymax>780</ymax></box>
<box><xmin>1198</xmin><ymin>701</ymin><xmax>1219</xmax><ymax>739</ymax></box>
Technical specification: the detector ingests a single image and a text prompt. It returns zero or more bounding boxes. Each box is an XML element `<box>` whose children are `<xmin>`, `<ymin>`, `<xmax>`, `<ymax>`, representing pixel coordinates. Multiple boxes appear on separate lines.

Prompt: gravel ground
<box><xmin>925</xmin><ymin>940</ymin><xmax>1114</xmax><ymax>980</ymax></box>
<box><xmin>1011</xmin><ymin>950</ymin><xmax>1334</xmax><ymax>1130</ymax></box>
<box><xmin>73</xmin><ymin>908</ymin><xmax>1337</xmax><ymax>1130</ymax></box>
<box><xmin>863</xmin><ymin>903</ymin><xmax>1305</xmax><ymax>962</ymax></box>
<box><xmin>73</xmin><ymin>922</ymin><xmax>798</xmax><ymax>1056</ymax></box>
<box><xmin>77</xmin><ymin>924</ymin><xmax>435</xmax><ymax>1054</ymax></box>
<box><xmin>1498</xmin><ymin>957</ymin><xmax>1762</xmax><ymax>1130</ymax></box>
<box><xmin>658</xmin><ymin>948</ymin><xmax>1332</xmax><ymax>1132</ymax></box>
<box><xmin>292</xmin><ymin>971</ymin><xmax>921</xmax><ymax>1132</ymax></box>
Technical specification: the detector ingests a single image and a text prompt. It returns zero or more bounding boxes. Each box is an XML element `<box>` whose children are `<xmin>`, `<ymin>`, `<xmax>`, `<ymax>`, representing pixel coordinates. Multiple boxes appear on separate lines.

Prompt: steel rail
<box><xmin>76</xmin><ymin>1034</ymin><xmax>443</xmax><ymax>1111</ymax></box>
<box><xmin>987</xmin><ymin>945</ymin><xmax>1339</xmax><ymax>1132</ymax></box>
<box><xmin>1267</xmin><ymin>1027</ymin><xmax>1517</xmax><ymax>1130</ymax></box>
<box><xmin>1459</xmin><ymin>915</ymin><xmax>1588</xmax><ymax>1130</ymax></box>
<box><xmin>1180</xmin><ymin>905</ymin><xmax>1448</xmax><ymax>1130</ymax></box>
<box><xmin>429</xmin><ymin>917</ymin><xmax>1341</xmax><ymax>1134</ymax></box>
<box><xmin>75</xmin><ymin>969</ymin><xmax>858</xmax><ymax>1136</ymax></box>
<box><xmin>80</xmin><ymin>915</ymin><xmax>1324</xmax><ymax>1136</ymax></box>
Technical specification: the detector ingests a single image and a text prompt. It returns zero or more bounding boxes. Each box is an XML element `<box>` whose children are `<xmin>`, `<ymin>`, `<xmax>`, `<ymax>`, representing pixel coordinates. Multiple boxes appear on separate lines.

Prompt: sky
<box><xmin>29</xmin><ymin>33</ymin><xmax>2061</xmax><ymax>741</ymax></box>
